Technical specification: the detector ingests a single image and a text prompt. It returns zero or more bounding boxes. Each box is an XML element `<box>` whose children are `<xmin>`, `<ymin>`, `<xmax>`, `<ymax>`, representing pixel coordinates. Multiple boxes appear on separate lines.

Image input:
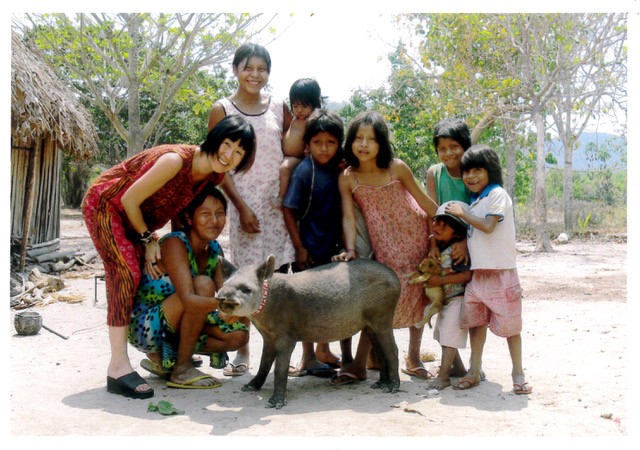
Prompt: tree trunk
<box><xmin>562</xmin><ymin>134</ymin><xmax>576</xmax><ymax>234</ymax></box>
<box><xmin>501</xmin><ymin>118</ymin><xmax>517</xmax><ymax>207</ymax></box>
<box><xmin>533</xmin><ymin>109</ymin><xmax>553</xmax><ymax>252</ymax></box>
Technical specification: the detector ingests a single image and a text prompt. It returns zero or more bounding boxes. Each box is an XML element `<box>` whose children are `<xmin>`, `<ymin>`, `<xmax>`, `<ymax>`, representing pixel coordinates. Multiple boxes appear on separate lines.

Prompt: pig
<box><xmin>216</xmin><ymin>254</ymin><xmax>401</xmax><ymax>409</ymax></box>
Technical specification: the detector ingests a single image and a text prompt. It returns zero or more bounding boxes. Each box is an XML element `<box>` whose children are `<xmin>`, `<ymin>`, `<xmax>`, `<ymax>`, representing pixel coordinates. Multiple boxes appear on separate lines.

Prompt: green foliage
<box><xmin>22</xmin><ymin>13</ymin><xmax>264</xmax><ymax>155</ymax></box>
<box><xmin>147</xmin><ymin>400</ymin><xmax>184</xmax><ymax>415</ymax></box>
<box><xmin>60</xmin><ymin>156</ymin><xmax>93</xmax><ymax>208</ymax></box>
<box><xmin>577</xmin><ymin>210</ymin><xmax>592</xmax><ymax>238</ymax></box>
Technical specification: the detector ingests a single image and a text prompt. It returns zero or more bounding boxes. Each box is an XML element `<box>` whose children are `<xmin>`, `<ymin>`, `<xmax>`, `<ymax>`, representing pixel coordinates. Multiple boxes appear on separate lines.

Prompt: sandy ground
<box><xmin>5</xmin><ymin>211</ymin><xmax>634</xmax><ymax>446</ymax></box>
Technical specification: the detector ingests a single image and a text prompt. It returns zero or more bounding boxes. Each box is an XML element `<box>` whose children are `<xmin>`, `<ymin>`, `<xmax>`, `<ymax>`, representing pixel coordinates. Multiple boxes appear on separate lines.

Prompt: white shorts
<box><xmin>433</xmin><ymin>295</ymin><xmax>467</xmax><ymax>349</ymax></box>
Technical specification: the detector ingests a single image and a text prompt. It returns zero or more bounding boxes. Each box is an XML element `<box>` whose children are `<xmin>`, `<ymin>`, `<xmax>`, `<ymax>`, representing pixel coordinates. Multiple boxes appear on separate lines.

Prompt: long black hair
<box><xmin>344</xmin><ymin>110</ymin><xmax>394</xmax><ymax>169</ymax></box>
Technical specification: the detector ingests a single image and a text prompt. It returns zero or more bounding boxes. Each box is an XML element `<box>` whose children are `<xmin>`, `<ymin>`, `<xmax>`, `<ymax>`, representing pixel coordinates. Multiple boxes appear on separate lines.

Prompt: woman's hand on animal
<box><xmin>144</xmin><ymin>241</ymin><xmax>164</xmax><ymax>279</ymax></box>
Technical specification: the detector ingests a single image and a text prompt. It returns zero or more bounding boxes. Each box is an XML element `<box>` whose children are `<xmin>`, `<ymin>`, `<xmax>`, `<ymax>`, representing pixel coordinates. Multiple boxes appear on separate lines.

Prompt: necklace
<box><xmin>251</xmin><ymin>279</ymin><xmax>270</xmax><ymax>317</ymax></box>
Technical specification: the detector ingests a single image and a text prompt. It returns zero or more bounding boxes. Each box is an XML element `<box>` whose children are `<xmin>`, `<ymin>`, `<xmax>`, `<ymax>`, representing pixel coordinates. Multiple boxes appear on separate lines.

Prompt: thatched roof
<box><xmin>11</xmin><ymin>31</ymin><xmax>98</xmax><ymax>160</ymax></box>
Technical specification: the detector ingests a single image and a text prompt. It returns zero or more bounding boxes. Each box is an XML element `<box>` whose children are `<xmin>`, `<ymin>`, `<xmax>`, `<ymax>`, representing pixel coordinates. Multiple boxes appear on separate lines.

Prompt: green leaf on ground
<box><xmin>147</xmin><ymin>400</ymin><xmax>185</xmax><ymax>415</ymax></box>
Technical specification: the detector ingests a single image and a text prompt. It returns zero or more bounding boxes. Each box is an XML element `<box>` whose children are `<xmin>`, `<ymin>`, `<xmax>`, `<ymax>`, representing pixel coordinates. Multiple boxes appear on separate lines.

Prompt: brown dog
<box><xmin>407</xmin><ymin>256</ymin><xmax>444</xmax><ymax>329</ymax></box>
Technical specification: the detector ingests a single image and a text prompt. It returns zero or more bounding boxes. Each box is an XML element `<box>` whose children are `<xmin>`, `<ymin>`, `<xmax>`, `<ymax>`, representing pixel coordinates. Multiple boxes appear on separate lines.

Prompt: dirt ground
<box><xmin>6</xmin><ymin>210</ymin><xmax>634</xmax><ymax>446</ymax></box>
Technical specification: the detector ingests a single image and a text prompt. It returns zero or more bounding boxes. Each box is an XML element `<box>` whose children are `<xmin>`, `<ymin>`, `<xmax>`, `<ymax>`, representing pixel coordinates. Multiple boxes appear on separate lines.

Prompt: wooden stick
<box><xmin>42</xmin><ymin>324</ymin><xmax>69</xmax><ymax>340</ymax></box>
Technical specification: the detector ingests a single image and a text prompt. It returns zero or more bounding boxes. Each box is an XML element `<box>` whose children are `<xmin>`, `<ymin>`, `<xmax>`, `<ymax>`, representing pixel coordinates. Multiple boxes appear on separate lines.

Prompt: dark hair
<box><xmin>232</xmin><ymin>43</ymin><xmax>271</xmax><ymax>73</ymax></box>
<box><xmin>178</xmin><ymin>184</ymin><xmax>228</xmax><ymax>228</ymax></box>
<box><xmin>433</xmin><ymin>118</ymin><xmax>472</xmax><ymax>152</ymax></box>
<box><xmin>344</xmin><ymin>110</ymin><xmax>394</xmax><ymax>169</ymax></box>
<box><xmin>200</xmin><ymin>114</ymin><xmax>256</xmax><ymax>173</ymax></box>
<box><xmin>435</xmin><ymin>216</ymin><xmax>468</xmax><ymax>245</ymax></box>
<box><xmin>460</xmin><ymin>144</ymin><xmax>503</xmax><ymax>187</ymax></box>
<box><xmin>289</xmin><ymin>78</ymin><xmax>322</xmax><ymax>109</ymax></box>
<box><xmin>304</xmin><ymin>109</ymin><xmax>344</xmax><ymax>168</ymax></box>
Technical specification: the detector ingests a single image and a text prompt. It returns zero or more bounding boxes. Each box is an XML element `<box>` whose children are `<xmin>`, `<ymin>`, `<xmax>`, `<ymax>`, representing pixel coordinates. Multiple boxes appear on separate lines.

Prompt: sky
<box><xmin>263</xmin><ymin>12</ymin><xmax>402</xmax><ymax>103</ymax></box>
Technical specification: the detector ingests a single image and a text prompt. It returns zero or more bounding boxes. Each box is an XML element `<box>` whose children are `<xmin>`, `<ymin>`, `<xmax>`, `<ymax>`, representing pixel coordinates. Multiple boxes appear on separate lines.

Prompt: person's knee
<box><xmin>193</xmin><ymin>275</ymin><xmax>215</xmax><ymax>296</ymax></box>
<box><xmin>226</xmin><ymin>330</ymin><xmax>249</xmax><ymax>350</ymax></box>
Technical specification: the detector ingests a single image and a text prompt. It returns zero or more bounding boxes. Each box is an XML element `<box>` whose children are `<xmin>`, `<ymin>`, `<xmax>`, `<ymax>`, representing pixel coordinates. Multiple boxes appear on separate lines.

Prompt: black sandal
<box><xmin>107</xmin><ymin>371</ymin><xmax>154</xmax><ymax>399</ymax></box>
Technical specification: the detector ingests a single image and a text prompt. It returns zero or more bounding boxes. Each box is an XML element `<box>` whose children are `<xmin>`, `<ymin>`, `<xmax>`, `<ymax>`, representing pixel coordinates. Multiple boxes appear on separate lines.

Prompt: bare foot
<box><xmin>427</xmin><ymin>376</ymin><xmax>451</xmax><ymax>390</ymax></box>
<box><xmin>317</xmin><ymin>352</ymin><xmax>342</xmax><ymax>368</ymax></box>
<box><xmin>170</xmin><ymin>366</ymin><xmax>220</xmax><ymax>387</ymax></box>
<box><xmin>452</xmin><ymin>371</ymin><xmax>482</xmax><ymax>390</ymax></box>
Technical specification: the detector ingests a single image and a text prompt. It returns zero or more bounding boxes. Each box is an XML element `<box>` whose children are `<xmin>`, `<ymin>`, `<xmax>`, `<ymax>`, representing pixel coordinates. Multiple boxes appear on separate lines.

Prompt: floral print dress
<box><xmin>218</xmin><ymin>97</ymin><xmax>295</xmax><ymax>268</ymax></box>
<box><xmin>352</xmin><ymin>173</ymin><xmax>430</xmax><ymax>328</ymax></box>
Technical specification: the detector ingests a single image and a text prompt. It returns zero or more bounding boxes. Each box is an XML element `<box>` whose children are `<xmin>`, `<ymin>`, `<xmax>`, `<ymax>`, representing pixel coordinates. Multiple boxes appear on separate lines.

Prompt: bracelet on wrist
<box><xmin>140</xmin><ymin>230</ymin><xmax>153</xmax><ymax>245</ymax></box>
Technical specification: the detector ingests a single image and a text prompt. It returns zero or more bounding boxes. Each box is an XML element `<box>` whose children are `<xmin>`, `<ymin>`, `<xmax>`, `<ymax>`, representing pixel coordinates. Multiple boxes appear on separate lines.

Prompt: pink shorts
<box><xmin>461</xmin><ymin>269</ymin><xmax>522</xmax><ymax>338</ymax></box>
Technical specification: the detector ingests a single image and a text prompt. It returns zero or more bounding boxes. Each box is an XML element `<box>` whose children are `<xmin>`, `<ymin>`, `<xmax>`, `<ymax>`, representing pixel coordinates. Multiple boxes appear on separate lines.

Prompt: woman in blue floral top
<box><xmin>129</xmin><ymin>185</ymin><xmax>248</xmax><ymax>389</ymax></box>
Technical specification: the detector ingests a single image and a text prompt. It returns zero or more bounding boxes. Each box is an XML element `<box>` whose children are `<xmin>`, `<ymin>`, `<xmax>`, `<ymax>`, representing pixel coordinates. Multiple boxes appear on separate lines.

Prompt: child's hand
<box><xmin>294</xmin><ymin>246</ymin><xmax>312</xmax><ymax>270</ymax></box>
<box><xmin>427</xmin><ymin>238</ymin><xmax>441</xmax><ymax>260</ymax></box>
<box><xmin>445</xmin><ymin>202</ymin><xmax>464</xmax><ymax>217</ymax></box>
<box><xmin>332</xmin><ymin>249</ymin><xmax>357</xmax><ymax>262</ymax></box>
<box><xmin>425</xmin><ymin>275</ymin><xmax>443</xmax><ymax>287</ymax></box>
<box><xmin>451</xmin><ymin>239</ymin><xmax>469</xmax><ymax>266</ymax></box>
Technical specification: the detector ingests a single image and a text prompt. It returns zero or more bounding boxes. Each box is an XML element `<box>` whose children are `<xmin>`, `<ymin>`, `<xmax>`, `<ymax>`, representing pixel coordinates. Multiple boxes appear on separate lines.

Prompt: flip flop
<box><xmin>107</xmin><ymin>371</ymin><xmax>154</xmax><ymax>399</ymax></box>
<box><xmin>289</xmin><ymin>363</ymin><xmax>337</xmax><ymax>378</ymax></box>
<box><xmin>330</xmin><ymin>371</ymin><xmax>365</xmax><ymax>386</ymax></box>
<box><xmin>140</xmin><ymin>358</ymin><xmax>171</xmax><ymax>380</ymax></box>
<box><xmin>303</xmin><ymin>363</ymin><xmax>337</xmax><ymax>378</ymax></box>
<box><xmin>401</xmin><ymin>366</ymin><xmax>435</xmax><ymax>380</ymax></box>
<box><xmin>513</xmin><ymin>381</ymin><xmax>533</xmax><ymax>395</ymax></box>
<box><xmin>166</xmin><ymin>374</ymin><xmax>222</xmax><ymax>389</ymax></box>
<box><xmin>319</xmin><ymin>360</ymin><xmax>342</xmax><ymax>369</ymax></box>
<box><xmin>452</xmin><ymin>377</ymin><xmax>480</xmax><ymax>390</ymax></box>
<box><xmin>222</xmin><ymin>362</ymin><xmax>249</xmax><ymax>377</ymax></box>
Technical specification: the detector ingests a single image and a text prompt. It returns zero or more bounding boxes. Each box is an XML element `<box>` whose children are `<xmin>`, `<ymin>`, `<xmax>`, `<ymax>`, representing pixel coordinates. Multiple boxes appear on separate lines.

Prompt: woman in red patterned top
<box><xmin>82</xmin><ymin>115</ymin><xmax>255</xmax><ymax>399</ymax></box>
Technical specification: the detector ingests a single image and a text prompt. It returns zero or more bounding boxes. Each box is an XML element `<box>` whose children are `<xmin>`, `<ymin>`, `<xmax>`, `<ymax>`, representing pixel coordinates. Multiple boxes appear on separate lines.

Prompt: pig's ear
<box><xmin>258</xmin><ymin>254</ymin><xmax>276</xmax><ymax>281</ymax></box>
<box><xmin>218</xmin><ymin>256</ymin><xmax>237</xmax><ymax>281</ymax></box>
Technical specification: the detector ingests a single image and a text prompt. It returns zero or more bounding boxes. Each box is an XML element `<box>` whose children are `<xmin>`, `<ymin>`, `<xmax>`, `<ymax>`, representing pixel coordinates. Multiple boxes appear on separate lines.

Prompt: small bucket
<box><xmin>14</xmin><ymin>311</ymin><xmax>43</xmax><ymax>336</ymax></box>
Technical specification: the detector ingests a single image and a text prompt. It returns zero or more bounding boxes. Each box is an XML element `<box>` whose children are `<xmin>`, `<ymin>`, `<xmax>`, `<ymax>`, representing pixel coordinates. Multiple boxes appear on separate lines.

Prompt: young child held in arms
<box><xmin>446</xmin><ymin>145</ymin><xmax>532</xmax><ymax>394</ymax></box>
<box><xmin>276</xmin><ymin>78</ymin><xmax>323</xmax><ymax>208</ymax></box>
<box><xmin>332</xmin><ymin>110</ymin><xmax>438</xmax><ymax>385</ymax></box>
<box><xmin>282</xmin><ymin>109</ymin><xmax>350</xmax><ymax>376</ymax></box>
<box><xmin>423</xmin><ymin>201</ymin><xmax>472</xmax><ymax>390</ymax></box>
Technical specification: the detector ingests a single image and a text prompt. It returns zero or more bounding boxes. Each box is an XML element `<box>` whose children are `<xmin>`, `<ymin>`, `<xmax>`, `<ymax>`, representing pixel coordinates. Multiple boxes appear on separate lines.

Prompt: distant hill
<box><xmin>547</xmin><ymin>132</ymin><xmax>626</xmax><ymax>171</ymax></box>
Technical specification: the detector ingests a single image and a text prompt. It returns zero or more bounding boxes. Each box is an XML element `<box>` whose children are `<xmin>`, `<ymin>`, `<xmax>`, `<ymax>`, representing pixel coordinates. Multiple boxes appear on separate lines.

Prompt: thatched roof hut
<box><xmin>11</xmin><ymin>31</ymin><xmax>99</xmax><ymax>270</ymax></box>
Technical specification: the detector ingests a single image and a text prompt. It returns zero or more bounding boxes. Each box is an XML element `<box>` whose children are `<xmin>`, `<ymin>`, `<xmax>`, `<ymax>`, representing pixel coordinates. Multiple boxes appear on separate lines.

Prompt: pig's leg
<box><xmin>369</xmin><ymin>327</ymin><xmax>400</xmax><ymax>393</ymax></box>
<box><xmin>243</xmin><ymin>336</ymin><xmax>276</xmax><ymax>392</ymax></box>
<box><xmin>266</xmin><ymin>338</ymin><xmax>297</xmax><ymax>409</ymax></box>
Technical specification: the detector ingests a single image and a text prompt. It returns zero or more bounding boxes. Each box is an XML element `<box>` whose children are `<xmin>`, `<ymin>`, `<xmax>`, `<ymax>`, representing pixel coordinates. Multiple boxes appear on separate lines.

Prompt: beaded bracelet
<box><xmin>140</xmin><ymin>230</ymin><xmax>153</xmax><ymax>245</ymax></box>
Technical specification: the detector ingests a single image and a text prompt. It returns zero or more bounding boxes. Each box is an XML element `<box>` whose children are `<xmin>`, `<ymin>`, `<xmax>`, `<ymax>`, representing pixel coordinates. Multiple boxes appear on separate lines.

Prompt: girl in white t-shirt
<box><xmin>446</xmin><ymin>145</ymin><xmax>532</xmax><ymax>395</ymax></box>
